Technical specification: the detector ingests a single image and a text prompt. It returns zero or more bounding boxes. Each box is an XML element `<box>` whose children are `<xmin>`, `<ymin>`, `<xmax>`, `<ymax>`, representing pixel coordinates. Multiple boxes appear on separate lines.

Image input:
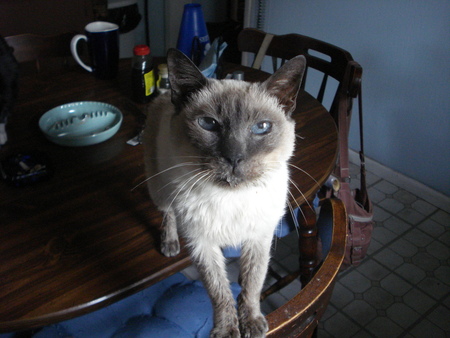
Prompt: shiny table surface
<box><xmin>0</xmin><ymin>59</ymin><xmax>337</xmax><ymax>332</ymax></box>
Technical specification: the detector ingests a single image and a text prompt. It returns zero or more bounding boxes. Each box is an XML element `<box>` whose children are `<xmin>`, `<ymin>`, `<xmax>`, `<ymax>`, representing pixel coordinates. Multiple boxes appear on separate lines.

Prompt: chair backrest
<box><xmin>4</xmin><ymin>32</ymin><xmax>75</xmax><ymax>72</ymax></box>
<box><xmin>237</xmin><ymin>28</ymin><xmax>362</xmax><ymax>125</ymax></box>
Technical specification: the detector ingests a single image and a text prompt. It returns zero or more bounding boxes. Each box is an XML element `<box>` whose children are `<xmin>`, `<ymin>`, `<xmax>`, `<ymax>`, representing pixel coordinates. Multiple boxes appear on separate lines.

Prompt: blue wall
<box><xmin>262</xmin><ymin>0</ymin><xmax>450</xmax><ymax>196</ymax></box>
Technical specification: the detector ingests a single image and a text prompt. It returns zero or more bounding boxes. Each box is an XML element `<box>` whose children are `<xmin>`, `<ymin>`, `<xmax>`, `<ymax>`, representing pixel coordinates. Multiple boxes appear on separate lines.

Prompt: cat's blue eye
<box><xmin>198</xmin><ymin>117</ymin><xmax>220</xmax><ymax>131</ymax></box>
<box><xmin>251</xmin><ymin>121</ymin><xmax>272</xmax><ymax>135</ymax></box>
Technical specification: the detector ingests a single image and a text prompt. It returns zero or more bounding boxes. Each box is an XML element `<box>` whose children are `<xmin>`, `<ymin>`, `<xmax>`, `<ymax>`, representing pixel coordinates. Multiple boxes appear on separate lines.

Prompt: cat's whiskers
<box><xmin>164</xmin><ymin>169</ymin><xmax>213</xmax><ymax>219</ymax></box>
<box><xmin>287</xmin><ymin>163</ymin><xmax>320</xmax><ymax>189</ymax></box>
<box><xmin>131</xmin><ymin>162</ymin><xmax>205</xmax><ymax>191</ymax></box>
<box><xmin>288</xmin><ymin>177</ymin><xmax>317</xmax><ymax>228</ymax></box>
<box><xmin>259</xmin><ymin>166</ymin><xmax>299</xmax><ymax>240</ymax></box>
<box><xmin>157</xmin><ymin>168</ymin><xmax>203</xmax><ymax>193</ymax></box>
<box><xmin>286</xmin><ymin>160</ymin><xmax>321</xmax><ymax>213</ymax></box>
<box><xmin>264</xmin><ymin>160</ymin><xmax>315</xmax><ymax>210</ymax></box>
<box><xmin>295</xmin><ymin>133</ymin><xmax>305</xmax><ymax>140</ymax></box>
<box><xmin>182</xmin><ymin>170</ymin><xmax>213</xmax><ymax>205</ymax></box>
<box><xmin>147</xmin><ymin>155</ymin><xmax>205</xmax><ymax>160</ymax></box>
<box><xmin>288</xmin><ymin>178</ymin><xmax>313</xmax><ymax>210</ymax></box>
<box><xmin>285</xmin><ymin>193</ymin><xmax>300</xmax><ymax>237</ymax></box>
<box><xmin>264</xmin><ymin>161</ymin><xmax>319</xmax><ymax>234</ymax></box>
<box><xmin>160</xmin><ymin>169</ymin><xmax>210</xmax><ymax>228</ymax></box>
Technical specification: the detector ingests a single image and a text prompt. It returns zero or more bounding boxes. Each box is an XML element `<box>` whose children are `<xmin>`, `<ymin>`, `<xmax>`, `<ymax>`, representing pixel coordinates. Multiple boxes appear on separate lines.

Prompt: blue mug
<box><xmin>70</xmin><ymin>21</ymin><xmax>119</xmax><ymax>80</ymax></box>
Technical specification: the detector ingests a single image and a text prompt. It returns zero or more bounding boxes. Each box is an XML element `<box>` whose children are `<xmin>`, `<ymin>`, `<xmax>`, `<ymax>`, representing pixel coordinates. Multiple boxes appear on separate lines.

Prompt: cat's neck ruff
<box><xmin>173</xmin><ymin>163</ymin><xmax>290</xmax><ymax>248</ymax></box>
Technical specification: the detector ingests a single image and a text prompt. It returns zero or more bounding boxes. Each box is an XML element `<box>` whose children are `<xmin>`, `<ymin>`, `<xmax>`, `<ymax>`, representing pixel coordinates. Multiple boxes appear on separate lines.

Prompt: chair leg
<box><xmin>300</xmin><ymin>204</ymin><xmax>320</xmax><ymax>338</ymax></box>
<box><xmin>298</xmin><ymin>203</ymin><xmax>318</xmax><ymax>286</ymax></box>
<box><xmin>260</xmin><ymin>203</ymin><xmax>318</xmax><ymax>301</ymax></box>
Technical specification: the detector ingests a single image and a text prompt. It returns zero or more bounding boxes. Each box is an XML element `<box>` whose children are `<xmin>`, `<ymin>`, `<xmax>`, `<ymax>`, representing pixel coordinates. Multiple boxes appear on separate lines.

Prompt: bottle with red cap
<box><xmin>131</xmin><ymin>44</ymin><xmax>155</xmax><ymax>103</ymax></box>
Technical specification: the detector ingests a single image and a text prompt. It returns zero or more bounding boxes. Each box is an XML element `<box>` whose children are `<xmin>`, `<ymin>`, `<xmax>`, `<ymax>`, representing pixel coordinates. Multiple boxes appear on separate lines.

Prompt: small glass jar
<box><xmin>157</xmin><ymin>63</ymin><xmax>171</xmax><ymax>95</ymax></box>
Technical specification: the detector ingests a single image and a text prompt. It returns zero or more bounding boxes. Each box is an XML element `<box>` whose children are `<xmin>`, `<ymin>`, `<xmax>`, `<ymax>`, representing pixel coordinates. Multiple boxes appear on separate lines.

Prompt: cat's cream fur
<box><xmin>143</xmin><ymin>49</ymin><xmax>306</xmax><ymax>337</ymax></box>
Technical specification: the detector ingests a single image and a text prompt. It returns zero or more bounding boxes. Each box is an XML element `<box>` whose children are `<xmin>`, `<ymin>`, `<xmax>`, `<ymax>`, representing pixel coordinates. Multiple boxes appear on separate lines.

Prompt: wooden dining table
<box><xmin>0</xmin><ymin>58</ymin><xmax>337</xmax><ymax>333</ymax></box>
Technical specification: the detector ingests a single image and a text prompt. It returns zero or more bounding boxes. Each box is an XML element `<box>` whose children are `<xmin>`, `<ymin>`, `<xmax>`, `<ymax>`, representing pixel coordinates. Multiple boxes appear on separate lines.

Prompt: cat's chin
<box><xmin>214</xmin><ymin>172</ymin><xmax>262</xmax><ymax>189</ymax></box>
<box><xmin>217</xmin><ymin>177</ymin><xmax>244</xmax><ymax>188</ymax></box>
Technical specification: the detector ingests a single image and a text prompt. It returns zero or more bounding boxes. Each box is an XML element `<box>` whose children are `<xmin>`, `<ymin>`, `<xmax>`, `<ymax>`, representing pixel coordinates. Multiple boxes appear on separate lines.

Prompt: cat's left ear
<box><xmin>263</xmin><ymin>55</ymin><xmax>306</xmax><ymax>115</ymax></box>
<box><xmin>167</xmin><ymin>48</ymin><xmax>207</xmax><ymax>108</ymax></box>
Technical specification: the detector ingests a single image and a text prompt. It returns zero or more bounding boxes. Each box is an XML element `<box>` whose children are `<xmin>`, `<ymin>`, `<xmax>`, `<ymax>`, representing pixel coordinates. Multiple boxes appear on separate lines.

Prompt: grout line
<box><xmin>401</xmin><ymin>300</ymin><xmax>445</xmax><ymax>337</ymax></box>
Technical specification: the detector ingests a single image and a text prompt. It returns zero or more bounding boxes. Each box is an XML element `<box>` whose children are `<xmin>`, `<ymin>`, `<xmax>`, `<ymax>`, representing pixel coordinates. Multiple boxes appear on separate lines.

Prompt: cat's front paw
<box><xmin>239</xmin><ymin>315</ymin><xmax>268</xmax><ymax>338</ymax></box>
<box><xmin>210</xmin><ymin>325</ymin><xmax>241</xmax><ymax>338</ymax></box>
<box><xmin>160</xmin><ymin>238</ymin><xmax>180</xmax><ymax>257</ymax></box>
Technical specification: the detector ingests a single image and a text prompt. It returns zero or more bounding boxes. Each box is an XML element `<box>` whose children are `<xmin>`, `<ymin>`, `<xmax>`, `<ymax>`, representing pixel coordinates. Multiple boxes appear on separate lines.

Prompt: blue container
<box><xmin>176</xmin><ymin>3</ymin><xmax>210</xmax><ymax>65</ymax></box>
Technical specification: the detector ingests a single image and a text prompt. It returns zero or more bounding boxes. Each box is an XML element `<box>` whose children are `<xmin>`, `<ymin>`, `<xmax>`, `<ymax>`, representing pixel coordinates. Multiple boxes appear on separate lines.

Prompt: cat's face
<box><xmin>179</xmin><ymin>80</ymin><xmax>296</xmax><ymax>187</ymax></box>
<box><xmin>167</xmin><ymin>49</ymin><xmax>306</xmax><ymax>188</ymax></box>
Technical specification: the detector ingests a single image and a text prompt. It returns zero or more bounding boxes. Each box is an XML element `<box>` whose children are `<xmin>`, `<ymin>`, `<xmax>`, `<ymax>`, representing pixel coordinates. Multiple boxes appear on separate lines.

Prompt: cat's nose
<box><xmin>225</xmin><ymin>156</ymin><xmax>243</xmax><ymax>171</ymax></box>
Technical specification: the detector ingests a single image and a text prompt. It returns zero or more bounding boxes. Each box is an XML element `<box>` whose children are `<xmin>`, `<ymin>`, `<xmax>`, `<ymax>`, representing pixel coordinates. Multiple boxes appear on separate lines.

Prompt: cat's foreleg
<box><xmin>238</xmin><ymin>235</ymin><xmax>272</xmax><ymax>337</ymax></box>
<box><xmin>192</xmin><ymin>243</ymin><xmax>240</xmax><ymax>338</ymax></box>
<box><xmin>160</xmin><ymin>209</ymin><xmax>180</xmax><ymax>257</ymax></box>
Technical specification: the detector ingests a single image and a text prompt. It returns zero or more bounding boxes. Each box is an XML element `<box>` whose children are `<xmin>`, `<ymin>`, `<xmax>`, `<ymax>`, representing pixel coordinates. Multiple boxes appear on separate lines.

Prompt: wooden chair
<box><xmin>238</xmin><ymin>28</ymin><xmax>360</xmax><ymax>336</ymax></box>
<box><xmin>4</xmin><ymin>32</ymin><xmax>75</xmax><ymax>73</ymax></box>
<box><xmin>237</xmin><ymin>28</ymin><xmax>362</xmax><ymax>127</ymax></box>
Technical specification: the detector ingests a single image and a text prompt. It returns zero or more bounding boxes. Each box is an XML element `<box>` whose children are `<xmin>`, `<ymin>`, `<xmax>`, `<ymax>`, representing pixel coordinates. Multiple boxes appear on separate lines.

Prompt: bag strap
<box><xmin>336</xmin><ymin>62</ymin><xmax>365</xmax><ymax>184</ymax></box>
<box><xmin>351</xmin><ymin>63</ymin><xmax>370</xmax><ymax>208</ymax></box>
<box><xmin>336</xmin><ymin>61</ymin><xmax>372</xmax><ymax>212</ymax></box>
<box><xmin>336</xmin><ymin>63</ymin><xmax>354</xmax><ymax>180</ymax></box>
<box><xmin>356</xmin><ymin>79</ymin><xmax>370</xmax><ymax>207</ymax></box>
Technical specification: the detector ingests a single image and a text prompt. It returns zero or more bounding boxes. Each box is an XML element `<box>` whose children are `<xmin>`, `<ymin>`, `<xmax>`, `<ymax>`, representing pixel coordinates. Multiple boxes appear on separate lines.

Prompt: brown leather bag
<box><xmin>333</xmin><ymin>61</ymin><xmax>374</xmax><ymax>269</ymax></box>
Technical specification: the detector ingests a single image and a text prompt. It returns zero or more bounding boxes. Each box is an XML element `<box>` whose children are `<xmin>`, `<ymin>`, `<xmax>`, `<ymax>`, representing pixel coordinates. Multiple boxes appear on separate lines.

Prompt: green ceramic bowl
<box><xmin>39</xmin><ymin>101</ymin><xmax>123</xmax><ymax>146</ymax></box>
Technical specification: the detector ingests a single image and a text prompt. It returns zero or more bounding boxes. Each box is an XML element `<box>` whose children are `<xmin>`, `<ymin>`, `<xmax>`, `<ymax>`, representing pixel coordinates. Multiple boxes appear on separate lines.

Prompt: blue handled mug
<box><xmin>70</xmin><ymin>21</ymin><xmax>119</xmax><ymax>80</ymax></box>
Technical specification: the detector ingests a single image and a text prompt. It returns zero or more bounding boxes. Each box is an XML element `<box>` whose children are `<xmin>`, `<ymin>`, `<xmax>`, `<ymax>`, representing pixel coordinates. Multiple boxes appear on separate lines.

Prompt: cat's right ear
<box><xmin>263</xmin><ymin>55</ymin><xmax>306</xmax><ymax>116</ymax></box>
<box><xmin>167</xmin><ymin>48</ymin><xmax>207</xmax><ymax>108</ymax></box>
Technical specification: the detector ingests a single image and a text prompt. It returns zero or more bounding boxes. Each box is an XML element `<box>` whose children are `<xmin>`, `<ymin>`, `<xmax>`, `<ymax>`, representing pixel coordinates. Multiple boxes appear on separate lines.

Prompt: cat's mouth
<box><xmin>207</xmin><ymin>159</ymin><xmax>262</xmax><ymax>188</ymax></box>
<box><xmin>218</xmin><ymin>173</ymin><xmax>244</xmax><ymax>188</ymax></box>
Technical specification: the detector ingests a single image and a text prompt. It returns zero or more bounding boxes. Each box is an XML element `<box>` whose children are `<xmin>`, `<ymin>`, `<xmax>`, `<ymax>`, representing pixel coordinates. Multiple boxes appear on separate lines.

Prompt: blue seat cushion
<box><xmin>3</xmin><ymin>273</ymin><xmax>242</xmax><ymax>338</ymax></box>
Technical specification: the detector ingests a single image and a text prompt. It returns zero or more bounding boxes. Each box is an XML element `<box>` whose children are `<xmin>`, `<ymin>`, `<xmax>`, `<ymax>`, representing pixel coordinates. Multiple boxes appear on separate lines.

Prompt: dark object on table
<box><xmin>0</xmin><ymin>35</ymin><xmax>19</xmax><ymax>146</ymax></box>
<box><xmin>0</xmin><ymin>152</ymin><xmax>52</xmax><ymax>186</ymax></box>
<box><xmin>207</xmin><ymin>21</ymin><xmax>242</xmax><ymax>64</ymax></box>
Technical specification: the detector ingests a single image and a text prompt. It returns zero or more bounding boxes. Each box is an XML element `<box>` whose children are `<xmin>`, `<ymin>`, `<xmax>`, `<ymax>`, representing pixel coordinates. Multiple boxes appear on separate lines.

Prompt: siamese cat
<box><xmin>143</xmin><ymin>48</ymin><xmax>306</xmax><ymax>337</ymax></box>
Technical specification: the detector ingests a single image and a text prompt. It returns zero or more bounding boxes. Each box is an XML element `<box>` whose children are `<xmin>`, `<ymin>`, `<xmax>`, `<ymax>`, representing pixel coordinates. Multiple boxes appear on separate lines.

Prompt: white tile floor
<box><xmin>183</xmin><ymin>161</ymin><xmax>450</xmax><ymax>337</ymax></box>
